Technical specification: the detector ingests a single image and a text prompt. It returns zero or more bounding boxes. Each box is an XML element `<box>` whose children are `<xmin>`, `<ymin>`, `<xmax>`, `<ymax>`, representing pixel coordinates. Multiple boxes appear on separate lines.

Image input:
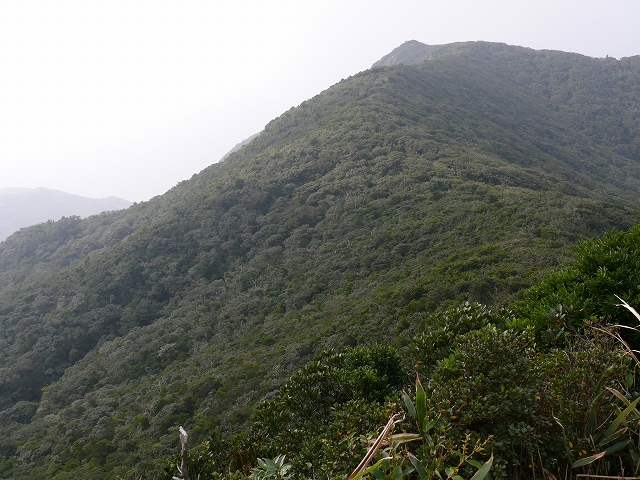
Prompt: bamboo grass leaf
<box><xmin>402</xmin><ymin>391</ymin><xmax>416</xmax><ymax>418</ymax></box>
<box><xmin>586</xmin><ymin>405</ymin><xmax>599</xmax><ymax>437</ymax></box>
<box><xmin>573</xmin><ymin>439</ymin><xmax>631</xmax><ymax>468</ymax></box>
<box><xmin>615</xmin><ymin>295</ymin><xmax>640</xmax><ymax>323</ymax></box>
<box><xmin>470</xmin><ymin>454</ymin><xmax>493</xmax><ymax>480</ymax></box>
<box><xmin>603</xmin><ymin>438</ymin><xmax>632</xmax><ymax>455</ymax></box>
<box><xmin>389</xmin><ymin>433</ymin><xmax>423</xmax><ymax>445</ymax></box>
<box><xmin>599</xmin><ymin>397</ymin><xmax>640</xmax><ymax>445</ymax></box>
<box><xmin>415</xmin><ymin>377</ymin><xmax>427</xmax><ymax>433</ymax></box>
<box><xmin>572</xmin><ymin>451</ymin><xmax>607</xmax><ymax>468</ymax></box>
<box><xmin>422</xmin><ymin>416</ymin><xmax>439</xmax><ymax>435</ymax></box>
<box><xmin>607</xmin><ymin>388</ymin><xmax>640</xmax><ymax>420</ymax></box>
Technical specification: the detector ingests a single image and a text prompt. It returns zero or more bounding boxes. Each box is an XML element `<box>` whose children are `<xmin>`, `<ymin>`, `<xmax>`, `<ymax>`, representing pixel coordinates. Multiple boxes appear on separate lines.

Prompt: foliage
<box><xmin>411</xmin><ymin>302</ymin><xmax>515</xmax><ymax>368</ymax></box>
<box><xmin>2</xmin><ymin>41</ymin><xmax>640</xmax><ymax>478</ymax></box>
<box><xmin>561</xmin><ymin>299</ymin><xmax>640</xmax><ymax>478</ymax></box>
<box><xmin>249</xmin><ymin>455</ymin><xmax>292</xmax><ymax>480</ymax></box>
<box><xmin>160</xmin><ymin>299</ymin><xmax>632</xmax><ymax>480</ymax></box>
<box><xmin>520</xmin><ymin>226</ymin><xmax>640</xmax><ymax>331</ymax></box>
<box><xmin>178</xmin><ymin>345</ymin><xmax>408</xmax><ymax>479</ymax></box>
<box><xmin>408</xmin><ymin>300</ymin><xmax>629</xmax><ymax>479</ymax></box>
<box><xmin>355</xmin><ymin>376</ymin><xmax>495</xmax><ymax>480</ymax></box>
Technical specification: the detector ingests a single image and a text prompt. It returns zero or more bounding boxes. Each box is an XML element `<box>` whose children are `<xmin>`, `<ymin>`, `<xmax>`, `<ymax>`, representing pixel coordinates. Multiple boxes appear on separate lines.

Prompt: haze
<box><xmin>1</xmin><ymin>0</ymin><xmax>638</xmax><ymax>202</ymax></box>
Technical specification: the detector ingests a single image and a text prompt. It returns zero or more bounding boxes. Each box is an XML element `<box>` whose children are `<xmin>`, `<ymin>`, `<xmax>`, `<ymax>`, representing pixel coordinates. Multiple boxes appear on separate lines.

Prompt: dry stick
<box><xmin>172</xmin><ymin>426</ymin><xmax>191</xmax><ymax>480</ymax></box>
<box><xmin>537</xmin><ymin>446</ymin><xmax>558</xmax><ymax>480</ymax></box>
<box><xmin>575</xmin><ymin>476</ymin><xmax>640</xmax><ymax>479</ymax></box>
<box><xmin>348</xmin><ymin>413</ymin><xmax>403</xmax><ymax>480</ymax></box>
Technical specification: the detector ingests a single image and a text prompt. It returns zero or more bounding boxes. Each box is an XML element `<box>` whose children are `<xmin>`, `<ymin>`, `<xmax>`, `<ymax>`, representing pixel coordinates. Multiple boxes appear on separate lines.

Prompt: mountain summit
<box><xmin>1</xmin><ymin>41</ymin><xmax>640</xmax><ymax>478</ymax></box>
<box><xmin>372</xmin><ymin>39</ymin><xmax>447</xmax><ymax>66</ymax></box>
<box><xmin>372</xmin><ymin>39</ymin><xmax>598</xmax><ymax>67</ymax></box>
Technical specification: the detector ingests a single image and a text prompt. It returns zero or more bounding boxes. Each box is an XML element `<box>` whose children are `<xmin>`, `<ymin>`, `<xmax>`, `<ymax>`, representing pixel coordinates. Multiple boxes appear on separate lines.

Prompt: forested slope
<box><xmin>1</xmin><ymin>41</ymin><xmax>640</xmax><ymax>478</ymax></box>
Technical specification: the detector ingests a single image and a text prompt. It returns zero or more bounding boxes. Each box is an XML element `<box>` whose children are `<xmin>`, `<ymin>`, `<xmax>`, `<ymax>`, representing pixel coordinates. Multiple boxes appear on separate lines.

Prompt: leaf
<box><xmin>632</xmin><ymin>449</ymin><xmax>640</xmax><ymax>475</ymax></box>
<box><xmin>409</xmin><ymin>455</ymin><xmax>429</xmax><ymax>479</ymax></box>
<box><xmin>349</xmin><ymin>457</ymin><xmax>393</xmax><ymax>480</ymax></box>
<box><xmin>416</xmin><ymin>377</ymin><xmax>427</xmax><ymax>432</ymax></box>
<box><xmin>467</xmin><ymin>459</ymin><xmax>482</xmax><ymax>469</ymax></box>
<box><xmin>392</xmin><ymin>466</ymin><xmax>404</xmax><ymax>480</ymax></box>
<box><xmin>402</xmin><ymin>391</ymin><xmax>417</xmax><ymax>418</ymax></box>
<box><xmin>585</xmin><ymin>404</ymin><xmax>598</xmax><ymax>438</ymax></box>
<box><xmin>390</xmin><ymin>433</ymin><xmax>423</xmax><ymax>445</ymax></box>
<box><xmin>263</xmin><ymin>458</ymin><xmax>278</xmax><ymax>471</ymax></box>
<box><xmin>615</xmin><ymin>295</ymin><xmax>640</xmax><ymax>323</ymax></box>
<box><xmin>572</xmin><ymin>451</ymin><xmax>607</xmax><ymax>468</ymax></box>
<box><xmin>599</xmin><ymin>397</ymin><xmax>640</xmax><ymax>445</ymax></box>
<box><xmin>607</xmin><ymin>388</ymin><xmax>640</xmax><ymax>420</ymax></box>
<box><xmin>421</xmin><ymin>416</ymin><xmax>439</xmax><ymax>436</ymax></box>
<box><xmin>603</xmin><ymin>438</ymin><xmax>632</xmax><ymax>455</ymax></box>
<box><xmin>572</xmin><ymin>439</ymin><xmax>631</xmax><ymax>468</ymax></box>
<box><xmin>626</xmin><ymin>372</ymin><xmax>635</xmax><ymax>388</ymax></box>
<box><xmin>470</xmin><ymin>453</ymin><xmax>493</xmax><ymax>480</ymax></box>
<box><xmin>608</xmin><ymin>387</ymin><xmax>633</xmax><ymax>406</ymax></box>
<box><xmin>371</xmin><ymin>469</ymin><xmax>386</xmax><ymax>480</ymax></box>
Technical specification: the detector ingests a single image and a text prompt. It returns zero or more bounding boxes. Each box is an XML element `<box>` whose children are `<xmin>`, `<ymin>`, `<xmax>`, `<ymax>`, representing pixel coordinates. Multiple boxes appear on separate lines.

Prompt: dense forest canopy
<box><xmin>2</xmin><ymin>41</ymin><xmax>640</xmax><ymax>478</ymax></box>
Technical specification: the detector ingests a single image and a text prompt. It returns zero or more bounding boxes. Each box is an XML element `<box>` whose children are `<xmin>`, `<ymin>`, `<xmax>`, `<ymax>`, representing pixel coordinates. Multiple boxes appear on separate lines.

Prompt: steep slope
<box><xmin>0</xmin><ymin>188</ymin><xmax>132</xmax><ymax>241</ymax></box>
<box><xmin>2</xmin><ymin>42</ymin><xmax>640</xmax><ymax>478</ymax></box>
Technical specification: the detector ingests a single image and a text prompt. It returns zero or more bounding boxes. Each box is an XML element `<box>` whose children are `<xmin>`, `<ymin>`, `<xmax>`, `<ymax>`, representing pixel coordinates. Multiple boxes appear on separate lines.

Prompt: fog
<box><xmin>1</xmin><ymin>0</ymin><xmax>638</xmax><ymax>201</ymax></box>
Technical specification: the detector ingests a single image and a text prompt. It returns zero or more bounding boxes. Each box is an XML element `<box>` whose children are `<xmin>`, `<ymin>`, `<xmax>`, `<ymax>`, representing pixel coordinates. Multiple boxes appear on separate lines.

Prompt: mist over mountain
<box><xmin>1</xmin><ymin>41</ymin><xmax>640</xmax><ymax>478</ymax></box>
<box><xmin>0</xmin><ymin>188</ymin><xmax>132</xmax><ymax>241</ymax></box>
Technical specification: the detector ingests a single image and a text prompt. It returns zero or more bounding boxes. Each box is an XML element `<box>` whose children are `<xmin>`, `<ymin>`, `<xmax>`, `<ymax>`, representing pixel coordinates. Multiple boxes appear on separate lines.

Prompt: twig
<box><xmin>348</xmin><ymin>413</ymin><xmax>403</xmax><ymax>480</ymax></box>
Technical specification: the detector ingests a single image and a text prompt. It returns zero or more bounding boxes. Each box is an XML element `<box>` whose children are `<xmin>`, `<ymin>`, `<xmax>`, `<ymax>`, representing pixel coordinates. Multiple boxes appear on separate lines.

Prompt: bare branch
<box><xmin>172</xmin><ymin>426</ymin><xmax>191</xmax><ymax>480</ymax></box>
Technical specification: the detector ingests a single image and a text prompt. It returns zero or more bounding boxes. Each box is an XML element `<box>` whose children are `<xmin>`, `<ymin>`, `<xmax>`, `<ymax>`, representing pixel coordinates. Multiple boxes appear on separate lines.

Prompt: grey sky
<box><xmin>1</xmin><ymin>0</ymin><xmax>638</xmax><ymax>202</ymax></box>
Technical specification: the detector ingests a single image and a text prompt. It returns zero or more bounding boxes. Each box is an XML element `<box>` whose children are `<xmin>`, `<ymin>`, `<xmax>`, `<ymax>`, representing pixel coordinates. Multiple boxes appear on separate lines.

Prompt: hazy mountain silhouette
<box><xmin>0</xmin><ymin>187</ymin><xmax>131</xmax><ymax>241</ymax></box>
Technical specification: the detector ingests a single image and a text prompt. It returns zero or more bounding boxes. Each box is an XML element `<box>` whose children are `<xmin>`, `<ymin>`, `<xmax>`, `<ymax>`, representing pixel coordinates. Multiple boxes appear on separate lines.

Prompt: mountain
<box><xmin>220</xmin><ymin>132</ymin><xmax>262</xmax><ymax>161</ymax></box>
<box><xmin>2</xmin><ymin>41</ymin><xmax>640</xmax><ymax>478</ymax></box>
<box><xmin>0</xmin><ymin>188</ymin><xmax>132</xmax><ymax>241</ymax></box>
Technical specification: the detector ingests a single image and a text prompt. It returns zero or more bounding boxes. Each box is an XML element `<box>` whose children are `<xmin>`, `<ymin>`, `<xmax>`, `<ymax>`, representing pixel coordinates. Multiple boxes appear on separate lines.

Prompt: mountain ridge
<box><xmin>372</xmin><ymin>39</ymin><xmax>621</xmax><ymax>68</ymax></box>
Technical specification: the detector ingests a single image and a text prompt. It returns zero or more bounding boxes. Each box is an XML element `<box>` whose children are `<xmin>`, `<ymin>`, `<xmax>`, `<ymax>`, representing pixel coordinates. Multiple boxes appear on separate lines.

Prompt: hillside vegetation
<box><xmin>1</xmin><ymin>41</ymin><xmax>640</xmax><ymax>478</ymax></box>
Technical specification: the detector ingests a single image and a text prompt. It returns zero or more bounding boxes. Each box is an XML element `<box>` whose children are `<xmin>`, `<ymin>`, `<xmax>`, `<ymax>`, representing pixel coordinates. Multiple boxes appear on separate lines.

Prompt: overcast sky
<box><xmin>1</xmin><ymin>0</ymin><xmax>639</xmax><ymax>202</ymax></box>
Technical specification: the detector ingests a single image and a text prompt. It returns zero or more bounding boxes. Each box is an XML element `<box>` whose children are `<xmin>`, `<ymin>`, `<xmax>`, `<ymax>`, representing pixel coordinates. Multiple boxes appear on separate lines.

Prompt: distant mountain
<box><xmin>0</xmin><ymin>188</ymin><xmax>131</xmax><ymax>241</ymax></box>
<box><xmin>1</xmin><ymin>41</ymin><xmax>640</xmax><ymax>478</ymax></box>
<box><xmin>220</xmin><ymin>132</ymin><xmax>261</xmax><ymax>161</ymax></box>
